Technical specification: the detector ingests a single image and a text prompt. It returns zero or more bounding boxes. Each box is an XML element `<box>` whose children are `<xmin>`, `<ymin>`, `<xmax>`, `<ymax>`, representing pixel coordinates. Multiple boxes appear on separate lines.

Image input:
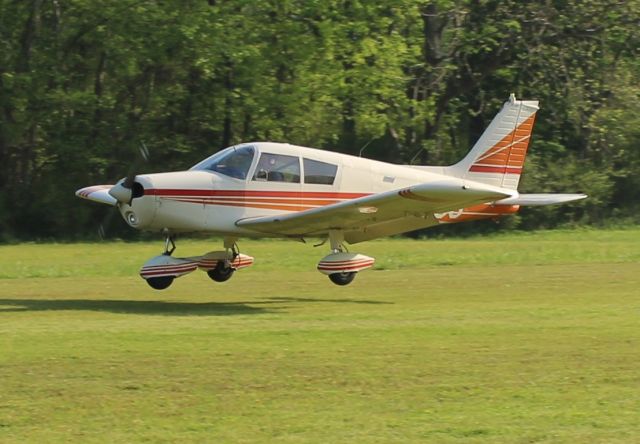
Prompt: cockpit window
<box><xmin>253</xmin><ymin>153</ymin><xmax>300</xmax><ymax>183</ymax></box>
<box><xmin>191</xmin><ymin>145</ymin><xmax>255</xmax><ymax>179</ymax></box>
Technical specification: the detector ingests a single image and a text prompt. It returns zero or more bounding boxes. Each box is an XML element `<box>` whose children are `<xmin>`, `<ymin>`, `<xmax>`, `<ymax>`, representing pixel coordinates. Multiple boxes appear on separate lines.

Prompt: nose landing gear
<box><xmin>139</xmin><ymin>234</ymin><xmax>198</xmax><ymax>290</ymax></box>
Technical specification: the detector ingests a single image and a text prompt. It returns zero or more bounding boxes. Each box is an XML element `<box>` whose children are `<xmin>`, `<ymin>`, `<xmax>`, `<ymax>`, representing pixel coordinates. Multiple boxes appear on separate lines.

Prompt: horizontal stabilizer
<box><xmin>496</xmin><ymin>193</ymin><xmax>587</xmax><ymax>206</ymax></box>
<box><xmin>76</xmin><ymin>185</ymin><xmax>117</xmax><ymax>206</ymax></box>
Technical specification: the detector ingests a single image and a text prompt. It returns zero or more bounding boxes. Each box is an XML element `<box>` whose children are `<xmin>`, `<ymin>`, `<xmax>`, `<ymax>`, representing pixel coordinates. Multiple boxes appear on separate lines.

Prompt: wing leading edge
<box><xmin>236</xmin><ymin>179</ymin><xmax>515</xmax><ymax>242</ymax></box>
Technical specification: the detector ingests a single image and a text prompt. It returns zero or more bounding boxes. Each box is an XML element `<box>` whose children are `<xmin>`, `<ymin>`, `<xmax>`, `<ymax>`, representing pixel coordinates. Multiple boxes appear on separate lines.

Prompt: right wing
<box><xmin>236</xmin><ymin>178</ymin><xmax>514</xmax><ymax>242</ymax></box>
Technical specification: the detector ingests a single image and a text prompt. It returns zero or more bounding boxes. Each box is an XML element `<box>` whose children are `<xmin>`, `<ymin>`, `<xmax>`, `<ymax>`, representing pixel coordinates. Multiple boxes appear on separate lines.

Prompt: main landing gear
<box><xmin>139</xmin><ymin>235</ymin><xmax>254</xmax><ymax>290</ymax></box>
<box><xmin>205</xmin><ymin>240</ymin><xmax>239</xmax><ymax>283</ymax></box>
<box><xmin>329</xmin><ymin>272</ymin><xmax>356</xmax><ymax>286</ymax></box>
<box><xmin>207</xmin><ymin>262</ymin><xmax>235</xmax><ymax>283</ymax></box>
<box><xmin>316</xmin><ymin>231</ymin><xmax>375</xmax><ymax>286</ymax></box>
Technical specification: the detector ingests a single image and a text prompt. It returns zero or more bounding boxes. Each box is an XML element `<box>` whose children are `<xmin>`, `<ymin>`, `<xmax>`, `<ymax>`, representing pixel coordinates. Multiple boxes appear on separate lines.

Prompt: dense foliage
<box><xmin>1</xmin><ymin>0</ymin><xmax>638</xmax><ymax>240</ymax></box>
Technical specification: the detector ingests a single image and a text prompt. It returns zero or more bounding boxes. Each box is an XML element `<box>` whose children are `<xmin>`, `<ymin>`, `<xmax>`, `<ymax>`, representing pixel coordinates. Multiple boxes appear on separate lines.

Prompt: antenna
<box><xmin>358</xmin><ymin>137</ymin><xmax>375</xmax><ymax>157</ymax></box>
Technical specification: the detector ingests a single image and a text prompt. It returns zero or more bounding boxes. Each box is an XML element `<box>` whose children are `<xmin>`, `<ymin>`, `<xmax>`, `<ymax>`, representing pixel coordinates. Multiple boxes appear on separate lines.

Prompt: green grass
<box><xmin>1</xmin><ymin>229</ymin><xmax>639</xmax><ymax>443</ymax></box>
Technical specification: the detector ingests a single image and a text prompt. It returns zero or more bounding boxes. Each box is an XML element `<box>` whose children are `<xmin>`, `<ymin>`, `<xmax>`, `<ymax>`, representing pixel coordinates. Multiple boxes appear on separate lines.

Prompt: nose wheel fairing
<box><xmin>140</xmin><ymin>256</ymin><xmax>199</xmax><ymax>280</ymax></box>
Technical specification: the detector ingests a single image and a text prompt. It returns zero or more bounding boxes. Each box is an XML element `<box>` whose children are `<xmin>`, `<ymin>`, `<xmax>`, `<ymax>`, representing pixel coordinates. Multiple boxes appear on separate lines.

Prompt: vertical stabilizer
<box><xmin>448</xmin><ymin>94</ymin><xmax>539</xmax><ymax>190</ymax></box>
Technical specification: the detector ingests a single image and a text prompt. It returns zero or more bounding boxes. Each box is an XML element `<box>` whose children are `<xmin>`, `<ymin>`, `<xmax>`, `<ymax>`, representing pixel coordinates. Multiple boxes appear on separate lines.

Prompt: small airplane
<box><xmin>77</xmin><ymin>94</ymin><xmax>586</xmax><ymax>289</ymax></box>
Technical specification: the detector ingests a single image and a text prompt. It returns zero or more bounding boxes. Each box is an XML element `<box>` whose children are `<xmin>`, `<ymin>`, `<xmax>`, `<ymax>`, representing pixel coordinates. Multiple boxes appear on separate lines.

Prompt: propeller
<box><xmin>99</xmin><ymin>141</ymin><xmax>150</xmax><ymax>238</ymax></box>
<box><xmin>108</xmin><ymin>141</ymin><xmax>150</xmax><ymax>204</ymax></box>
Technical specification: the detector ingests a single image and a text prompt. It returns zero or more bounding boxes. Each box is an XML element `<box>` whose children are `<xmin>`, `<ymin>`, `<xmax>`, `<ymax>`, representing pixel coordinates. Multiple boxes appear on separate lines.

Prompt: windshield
<box><xmin>190</xmin><ymin>145</ymin><xmax>255</xmax><ymax>179</ymax></box>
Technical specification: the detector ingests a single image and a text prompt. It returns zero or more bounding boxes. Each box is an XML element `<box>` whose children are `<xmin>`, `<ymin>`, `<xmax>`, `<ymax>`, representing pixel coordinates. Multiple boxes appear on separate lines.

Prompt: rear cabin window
<box><xmin>303</xmin><ymin>158</ymin><xmax>337</xmax><ymax>185</ymax></box>
<box><xmin>253</xmin><ymin>153</ymin><xmax>300</xmax><ymax>183</ymax></box>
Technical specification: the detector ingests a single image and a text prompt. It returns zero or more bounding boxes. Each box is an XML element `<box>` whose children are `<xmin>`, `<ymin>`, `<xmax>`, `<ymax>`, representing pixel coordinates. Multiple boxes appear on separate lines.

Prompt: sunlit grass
<box><xmin>1</xmin><ymin>229</ymin><xmax>638</xmax><ymax>278</ymax></box>
<box><xmin>1</xmin><ymin>229</ymin><xmax>639</xmax><ymax>442</ymax></box>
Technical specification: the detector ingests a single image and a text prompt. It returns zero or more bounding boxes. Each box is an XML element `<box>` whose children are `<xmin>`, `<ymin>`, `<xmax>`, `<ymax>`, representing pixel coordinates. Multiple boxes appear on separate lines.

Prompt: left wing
<box><xmin>236</xmin><ymin>179</ymin><xmax>514</xmax><ymax>242</ymax></box>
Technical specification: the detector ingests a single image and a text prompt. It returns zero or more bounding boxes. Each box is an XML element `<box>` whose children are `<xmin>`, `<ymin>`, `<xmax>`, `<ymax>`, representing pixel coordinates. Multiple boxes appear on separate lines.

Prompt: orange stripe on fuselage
<box><xmin>146</xmin><ymin>189</ymin><xmax>370</xmax><ymax>199</ymax></box>
<box><xmin>166</xmin><ymin>198</ymin><xmax>317</xmax><ymax>212</ymax></box>
<box><xmin>148</xmin><ymin>189</ymin><xmax>371</xmax><ymax>212</ymax></box>
<box><xmin>168</xmin><ymin>196</ymin><xmax>342</xmax><ymax>206</ymax></box>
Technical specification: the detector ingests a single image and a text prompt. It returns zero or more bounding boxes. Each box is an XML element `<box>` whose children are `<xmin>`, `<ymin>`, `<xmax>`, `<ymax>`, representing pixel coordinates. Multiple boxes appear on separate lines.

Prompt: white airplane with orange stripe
<box><xmin>77</xmin><ymin>94</ymin><xmax>586</xmax><ymax>289</ymax></box>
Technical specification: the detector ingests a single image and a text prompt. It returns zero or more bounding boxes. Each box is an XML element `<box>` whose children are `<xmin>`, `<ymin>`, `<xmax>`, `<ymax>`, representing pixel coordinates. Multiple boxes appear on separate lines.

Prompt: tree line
<box><xmin>1</xmin><ymin>0</ymin><xmax>638</xmax><ymax>240</ymax></box>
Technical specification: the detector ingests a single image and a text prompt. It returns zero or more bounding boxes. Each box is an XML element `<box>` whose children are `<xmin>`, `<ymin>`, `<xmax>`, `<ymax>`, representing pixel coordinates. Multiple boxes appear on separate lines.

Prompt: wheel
<box><xmin>328</xmin><ymin>272</ymin><xmax>356</xmax><ymax>286</ymax></box>
<box><xmin>146</xmin><ymin>276</ymin><xmax>174</xmax><ymax>290</ymax></box>
<box><xmin>207</xmin><ymin>262</ymin><xmax>235</xmax><ymax>282</ymax></box>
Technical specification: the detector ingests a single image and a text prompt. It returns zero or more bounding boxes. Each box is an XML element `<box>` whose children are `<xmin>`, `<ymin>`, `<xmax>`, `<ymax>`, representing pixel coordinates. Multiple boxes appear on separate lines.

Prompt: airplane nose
<box><xmin>109</xmin><ymin>180</ymin><xmax>133</xmax><ymax>204</ymax></box>
<box><xmin>118</xmin><ymin>175</ymin><xmax>157</xmax><ymax>229</ymax></box>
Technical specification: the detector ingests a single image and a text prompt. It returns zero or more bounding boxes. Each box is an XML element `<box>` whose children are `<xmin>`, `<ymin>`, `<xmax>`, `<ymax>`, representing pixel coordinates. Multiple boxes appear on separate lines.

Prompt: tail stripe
<box><xmin>447</xmin><ymin>96</ymin><xmax>539</xmax><ymax>190</ymax></box>
<box><xmin>472</xmin><ymin>114</ymin><xmax>536</xmax><ymax>171</ymax></box>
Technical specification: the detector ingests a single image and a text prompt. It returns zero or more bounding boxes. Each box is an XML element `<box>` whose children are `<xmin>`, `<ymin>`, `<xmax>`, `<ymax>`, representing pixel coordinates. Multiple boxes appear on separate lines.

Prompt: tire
<box><xmin>146</xmin><ymin>276</ymin><xmax>174</xmax><ymax>290</ymax></box>
<box><xmin>207</xmin><ymin>262</ymin><xmax>235</xmax><ymax>282</ymax></box>
<box><xmin>328</xmin><ymin>272</ymin><xmax>356</xmax><ymax>286</ymax></box>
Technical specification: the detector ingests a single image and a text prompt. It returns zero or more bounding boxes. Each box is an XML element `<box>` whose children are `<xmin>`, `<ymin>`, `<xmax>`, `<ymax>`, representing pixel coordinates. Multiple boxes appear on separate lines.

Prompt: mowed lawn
<box><xmin>0</xmin><ymin>230</ymin><xmax>639</xmax><ymax>443</ymax></box>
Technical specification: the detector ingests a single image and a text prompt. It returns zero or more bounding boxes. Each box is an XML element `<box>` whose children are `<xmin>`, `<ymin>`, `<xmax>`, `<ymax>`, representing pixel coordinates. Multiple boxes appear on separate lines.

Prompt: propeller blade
<box><xmin>102</xmin><ymin>141</ymin><xmax>152</xmax><ymax>232</ymax></box>
<box><xmin>123</xmin><ymin>141</ymin><xmax>151</xmax><ymax>189</ymax></box>
<box><xmin>108</xmin><ymin>183</ymin><xmax>133</xmax><ymax>203</ymax></box>
<box><xmin>110</xmin><ymin>141</ymin><xmax>151</xmax><ymax>203</ymax></box>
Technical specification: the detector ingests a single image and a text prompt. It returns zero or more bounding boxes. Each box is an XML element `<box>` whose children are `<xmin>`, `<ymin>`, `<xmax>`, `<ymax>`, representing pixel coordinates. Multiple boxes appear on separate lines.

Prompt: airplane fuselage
<box><xmin>119</xmin><ymin>142</ymin><xmax>449</xmax><ymax>237</ymax></box>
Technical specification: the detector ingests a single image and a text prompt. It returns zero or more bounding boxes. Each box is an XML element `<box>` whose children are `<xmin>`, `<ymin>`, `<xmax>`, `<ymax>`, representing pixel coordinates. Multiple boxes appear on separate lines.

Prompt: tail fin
<box><xmin>448</xmin><ymin>94</ymin><xmax>539</xmax><ymax>190</ymax></box>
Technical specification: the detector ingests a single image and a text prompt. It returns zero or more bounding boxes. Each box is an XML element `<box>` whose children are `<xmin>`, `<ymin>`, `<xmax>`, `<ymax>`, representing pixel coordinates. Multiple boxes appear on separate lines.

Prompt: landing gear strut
<box><xmin>163</xmin><ymin>233</ymin><xmax>176</xmax><ymax>256</ymax></box>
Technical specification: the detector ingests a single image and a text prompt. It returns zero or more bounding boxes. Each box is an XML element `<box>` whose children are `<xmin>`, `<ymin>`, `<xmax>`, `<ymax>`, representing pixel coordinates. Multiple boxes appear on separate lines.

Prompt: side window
<box><xmin>253</xmin><ymin>153</ymin><xmax>300</xmax><ymax>183</ymax></box>
<box><xmin>303</xmin><ymin>158</ymin><xmax>338</xmax><ymax>185</ymax></box>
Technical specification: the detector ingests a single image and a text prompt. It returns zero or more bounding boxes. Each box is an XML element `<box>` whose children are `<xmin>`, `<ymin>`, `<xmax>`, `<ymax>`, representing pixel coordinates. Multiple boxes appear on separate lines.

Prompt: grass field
<box><xmin>1</xmin><ymin>229</ymin><xmax>639</xmax><ymax>443</ymax></box>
